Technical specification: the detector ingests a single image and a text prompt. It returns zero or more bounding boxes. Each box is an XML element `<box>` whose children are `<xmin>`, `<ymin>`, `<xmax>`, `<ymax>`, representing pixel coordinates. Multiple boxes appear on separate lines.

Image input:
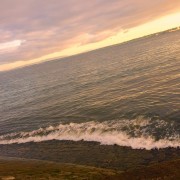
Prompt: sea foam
<box><xmin>0</xmin><ymin>117</ymin><xmax>179</xmax><ymax>150</ymax></box>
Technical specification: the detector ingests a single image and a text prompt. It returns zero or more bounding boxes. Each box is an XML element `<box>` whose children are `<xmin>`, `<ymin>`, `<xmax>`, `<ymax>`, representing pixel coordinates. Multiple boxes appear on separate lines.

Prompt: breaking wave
<box><xmin>0</xmin><ymin>116</ymin><xmax>179</xmax><ymax>150</ymax></box>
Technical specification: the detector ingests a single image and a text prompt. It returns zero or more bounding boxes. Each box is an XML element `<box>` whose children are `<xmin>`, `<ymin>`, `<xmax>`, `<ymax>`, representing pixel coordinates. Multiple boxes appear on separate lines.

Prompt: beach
<box><xmin>0</xmin><ymin>155</ymin><xmax>180</xmax><ymax>179</ymax></box>
<box><xmin>0</xmin><ymin>140</ymin><xmax>179</xmax><ymax>169</ymax></box>
<box><xmin>0</xmin><ymin>29</ymin><xmax>179</xmax><ymax>179</ymax></box>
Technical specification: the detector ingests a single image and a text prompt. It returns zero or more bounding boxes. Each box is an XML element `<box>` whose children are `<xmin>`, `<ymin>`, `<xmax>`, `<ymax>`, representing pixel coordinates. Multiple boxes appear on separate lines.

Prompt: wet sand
<box><xmin>0</xmin><ymin>140</ymin><xmax>179</xmax><ymax>170</ymax></box>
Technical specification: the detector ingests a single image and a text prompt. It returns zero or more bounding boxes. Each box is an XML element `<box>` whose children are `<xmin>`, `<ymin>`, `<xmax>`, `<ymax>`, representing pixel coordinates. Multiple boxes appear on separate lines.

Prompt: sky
<box><xmin>0</xmin><ymin>0</ymin><xmax>180</xmax><ymax>71</ymax></box>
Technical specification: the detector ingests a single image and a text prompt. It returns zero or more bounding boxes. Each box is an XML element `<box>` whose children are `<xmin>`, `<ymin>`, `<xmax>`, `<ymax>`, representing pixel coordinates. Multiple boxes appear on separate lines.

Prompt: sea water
<box><xmin>0</xmin><ymin>30</ymin><xmax>179</xmax><ymax>150</ymax></box>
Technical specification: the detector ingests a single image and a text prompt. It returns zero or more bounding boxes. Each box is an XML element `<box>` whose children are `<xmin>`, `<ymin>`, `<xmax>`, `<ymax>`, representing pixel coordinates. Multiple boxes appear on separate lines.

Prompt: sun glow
<box><xmin>0</xmin><ymin>12</ymin><xmax>180</xmax><ymax>72</ymax></box>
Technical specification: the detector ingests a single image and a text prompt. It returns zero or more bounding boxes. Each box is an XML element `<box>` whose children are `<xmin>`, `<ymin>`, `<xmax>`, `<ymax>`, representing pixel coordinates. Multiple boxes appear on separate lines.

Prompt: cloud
<box><xmin>0</xmin><ymin>0</ymin><xmax>180</xmax><ymax>64</ymax></box>
<box><xmin>0</xmin><ymin>40</ymin><xmax>22</xmax><ymax>51</ymax></box>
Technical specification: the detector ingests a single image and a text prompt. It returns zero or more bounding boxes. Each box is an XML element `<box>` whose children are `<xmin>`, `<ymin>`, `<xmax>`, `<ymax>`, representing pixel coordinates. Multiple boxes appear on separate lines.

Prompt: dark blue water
<box><xmin>0</xmin><ymin>31</ymin><xmax>179</xmax><ymax>149</ymax></box>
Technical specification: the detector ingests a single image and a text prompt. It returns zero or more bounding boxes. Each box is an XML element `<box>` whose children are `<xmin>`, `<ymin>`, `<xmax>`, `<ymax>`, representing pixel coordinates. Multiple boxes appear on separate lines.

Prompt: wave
<box><xmin>0</xmin><ymin>116</ymin><xmax>179</xmax><ymax>150</ymax></box>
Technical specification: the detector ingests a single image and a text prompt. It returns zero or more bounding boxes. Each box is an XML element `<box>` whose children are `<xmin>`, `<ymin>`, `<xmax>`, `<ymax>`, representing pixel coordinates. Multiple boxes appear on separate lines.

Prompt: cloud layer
<box><xmin>0</xmin><ymin>0</ymin><xmax>180</xmax><ymax>64</ymax></box>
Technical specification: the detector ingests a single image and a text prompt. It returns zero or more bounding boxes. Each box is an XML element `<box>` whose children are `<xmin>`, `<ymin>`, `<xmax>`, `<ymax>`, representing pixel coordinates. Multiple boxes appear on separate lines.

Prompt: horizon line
<box><xmin>0</xmin><ymin>26</ymin><xmax>179</xmax><ymax>73</ymax></box>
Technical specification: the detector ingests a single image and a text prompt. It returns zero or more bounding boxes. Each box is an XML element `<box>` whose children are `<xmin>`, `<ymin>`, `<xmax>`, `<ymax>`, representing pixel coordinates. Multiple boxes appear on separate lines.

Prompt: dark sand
<box><xmin>0</xmin><ymin>157</ymin><xmax>121</xmax><ymax>179</ymax></box>
<box><xmin>0</xmin><ymin>157</ymin><xmax>180</xmax><ymax>179</ymax></box>
<box><xmin>0</xmin><ymin>140</ymin><xmax>179</xmax><ymax>170</ymax></box>
<box><xmin>0</xmin><ymin>140</ymin><xmax>179</xmax><ymax>179</ymax></box>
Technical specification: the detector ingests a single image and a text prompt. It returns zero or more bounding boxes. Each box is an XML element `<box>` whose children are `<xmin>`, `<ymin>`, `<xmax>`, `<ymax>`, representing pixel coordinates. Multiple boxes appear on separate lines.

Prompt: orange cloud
<box><xmin>0</xmin><ymin>0</ymin><xmax>179</xmax><ymax>71</ymax></box>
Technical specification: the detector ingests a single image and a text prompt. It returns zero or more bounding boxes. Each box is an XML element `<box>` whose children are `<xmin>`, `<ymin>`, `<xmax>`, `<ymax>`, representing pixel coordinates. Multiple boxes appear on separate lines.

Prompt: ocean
<box><xmin>0</xmin><ymin>30</ymin><xmax>179</xmax><ymax>150</ymax></box>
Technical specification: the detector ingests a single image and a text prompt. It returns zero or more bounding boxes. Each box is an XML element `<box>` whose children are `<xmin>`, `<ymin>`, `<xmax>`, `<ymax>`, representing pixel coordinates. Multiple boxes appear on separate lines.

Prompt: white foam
<box><xmin>0</xmin><ymin>117</ymin><xmax>179</xmax><ymax>150</ymax></box>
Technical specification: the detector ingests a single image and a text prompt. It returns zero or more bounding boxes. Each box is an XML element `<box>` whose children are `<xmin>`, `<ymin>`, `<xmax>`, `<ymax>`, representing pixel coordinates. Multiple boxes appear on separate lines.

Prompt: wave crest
<box><xmin>0</xmin><ymin>117</ymin><xmax>179</xmax><ymax>150</ymax></box>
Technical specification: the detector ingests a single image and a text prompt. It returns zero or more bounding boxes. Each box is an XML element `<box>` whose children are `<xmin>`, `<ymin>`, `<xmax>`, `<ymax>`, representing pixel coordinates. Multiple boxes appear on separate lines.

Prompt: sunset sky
<box><xmin>0</xmin><ymin>0</ymin><xmax>180</xmax><ymax>71</ymax></box>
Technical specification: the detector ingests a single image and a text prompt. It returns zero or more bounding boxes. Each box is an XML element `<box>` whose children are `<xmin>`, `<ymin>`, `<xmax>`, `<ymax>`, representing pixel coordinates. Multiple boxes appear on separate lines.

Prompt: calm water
<box><xmin>0</xmin><ymin>31</ymin><xmax>179</xmax><ymax>149</ymax></box>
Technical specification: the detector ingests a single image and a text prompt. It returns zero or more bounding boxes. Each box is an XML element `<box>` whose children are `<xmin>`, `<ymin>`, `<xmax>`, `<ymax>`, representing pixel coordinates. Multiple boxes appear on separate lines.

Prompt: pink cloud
<box><xmin>0</xmin><ymin>0</ymin><xmax>179</xmax><ymax>64</ymax></box>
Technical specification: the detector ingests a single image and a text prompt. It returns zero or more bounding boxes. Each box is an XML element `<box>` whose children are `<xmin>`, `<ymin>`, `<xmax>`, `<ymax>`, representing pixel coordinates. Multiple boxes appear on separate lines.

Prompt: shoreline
<box><xmin>0</xmin><ymin>156</ymin><xmax>121</xmax><ymax>179</ymax></box>
<box><xmin>0</xmin><ymin>155</ymin><xmax>179</xmax><ymax>179</ymax></box>
<box><xmin>0</xmin><ymin>140</ymin><xmax>179</xmax><ymax>170</ymax></box>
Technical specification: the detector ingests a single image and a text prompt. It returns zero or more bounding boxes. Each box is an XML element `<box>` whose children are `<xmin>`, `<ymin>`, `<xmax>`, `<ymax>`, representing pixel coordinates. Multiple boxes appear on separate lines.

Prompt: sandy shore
<box><xmin>0</xmin><ymin>156</ymin><xmax>121</xmax><ymax>179</ymax></box>
<box><xmin>0</xmin><ymin>140</ymin><xmax>180</xmax><ymax>179</ymax></box>
<box><xmin>0</xmin><ymin>140</ymin><xmax>179</xmax><ymax>170</ymax></box>
<box><xmin>0</xmin><ymin>156</ymin><xmax>180</xmax><ymax>179</ymax></box>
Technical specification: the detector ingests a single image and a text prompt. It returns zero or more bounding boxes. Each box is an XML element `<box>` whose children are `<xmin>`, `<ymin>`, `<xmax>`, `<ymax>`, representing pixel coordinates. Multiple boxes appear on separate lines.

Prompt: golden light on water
<box><xmin>0</xmin><ymin>12</ymin><xmax>180</xmax><ymax>72</ymax></box>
